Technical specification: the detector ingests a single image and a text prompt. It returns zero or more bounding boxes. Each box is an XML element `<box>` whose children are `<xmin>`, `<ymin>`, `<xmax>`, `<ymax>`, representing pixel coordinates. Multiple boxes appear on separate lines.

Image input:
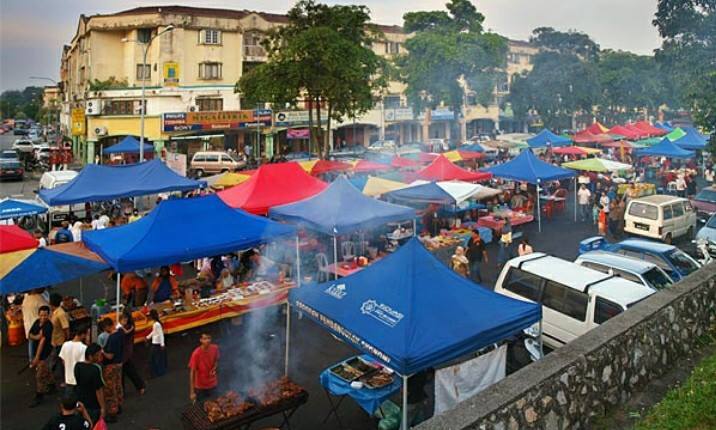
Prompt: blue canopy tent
<box><xmin>655</xmin><ymin>122</ymin><xmax>673</xmax><ymax>132</ymax></box>
<box><xmin>672</xmin><ymin>128</ymin><xmax>708</xmax><ymax>150</ymax></box>
<box><xmin>269</xmin><ymin>177</ymin><xmax>415</xmax><ymax>279</ymax></box>
<box><xmin>290</xmin><ymin>238</ymin><xmax>541</xmax><ymax>428</ymax></box>
<box><xmin>483</xmin><ymin>149</ymin><xmax>576</xmax><ymax>231</ymax></box>
<box><xmin>0</xmin><ymin>245</ymin><xmax>109</xmax><ymax>294</ymax></box>
<box><xmin>83</xmin><ymin>194</ymin><xmax>295</xmax><ymax>320</ymax></box>
<box><xmin>459</xmin><ymin>144</ymin><xmax>484</xmax><ymax>153</ymax></box>
<box><xmin>39</xmin><ymin>159</ymin><xmax>204</xmax><ymax>206</ymax></box>
<box><xmin>0</xmin><ymin>198</ymin><xmax>47</xmax><ymax>220</ymax></box>
<box><xmin>526</xmin><ymin>129</ymin><xmax>572</xmax><ymax>148</ymax></box>
<box><xmin>348</xmin><ymin>175</ymin><xmax>368</xmax><ymax>192</ymax></box>
<box><xmin>385</xmin><ymin>182</ymin><xmax>455</xmax><ymax>204</ymax></box>
<box><xmin>637</xmin><ymin>138</ymin><xmax>695</xmax><ymax>159</ymax></box>
<box><xmin>102</xmin><ymin>135</ymin><xmax>154</xmax><ymax>154</ymax></box>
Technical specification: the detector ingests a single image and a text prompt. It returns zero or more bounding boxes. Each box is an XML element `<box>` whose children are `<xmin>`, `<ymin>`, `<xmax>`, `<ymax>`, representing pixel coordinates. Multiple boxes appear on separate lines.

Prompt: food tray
<box><xmin>361</xmin><ymin>370</ymin><xmax>394</xmax><ymax>389</ymax></box>
<box><xmin>329</xmin><ymin>356</ymin><xmax>377</xmax><ymax>382</ymax></box>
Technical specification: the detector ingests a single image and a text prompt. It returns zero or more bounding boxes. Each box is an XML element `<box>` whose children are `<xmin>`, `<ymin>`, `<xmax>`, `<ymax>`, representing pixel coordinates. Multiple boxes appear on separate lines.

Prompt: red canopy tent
<box><xmin>625</xmin><ymin>124</ymin><xmax>649</xmax><ymax>139</ymax></box>
<box><xmin>608</xmin><ymin>125</ymin><xmax>641</xmax><ymax>140</ymax></box>
<box><xmin>391</xmin><ymin>156</ymin><xmax>421</xmax><ymax>168</ymax></box>
<box><xmin>634</xmin><ymin>121</ymin><xmax>667</xmax><ymax>137</ymax></box>
<box><xmin>452</xmin><ymin>150</ymin><xmax>484</xmax><ymax>160</ymax></box>
<box><xmin>585</xmin><ymin>122</ymin><xmax>609</xmax><ymax>135</ymax></box>
<box><xmin>310</xmin><ymin>160</ymin><xmax>352</xmax><ymax>176</ymax></box>
<box><xmin>415</xmin><ymin>155</ymin><xmax>492</xmax><ymax>182</ymax></box>
<box><xmin>553</xmin><ymin>146</ymin><xmax>596</xmax><ymax>156</ymax></box>
<box><xmin>352</xmin><ymin>160</ymin><xmax>391</xmax><ymax>173</ymax></box>
<box><xmin>601</xmin><ymin>140</ymin><xmax>635</xmax><ymax>150</ymax></box>
<box><xmin>218</xmin><ymin>162</ymin><xmax>328</xmax><ymax>215</ymax></box>
<box><xmin>0</xmin><ymin>225</ymin><xmax>38</xmax><ymax>253</ymax></box>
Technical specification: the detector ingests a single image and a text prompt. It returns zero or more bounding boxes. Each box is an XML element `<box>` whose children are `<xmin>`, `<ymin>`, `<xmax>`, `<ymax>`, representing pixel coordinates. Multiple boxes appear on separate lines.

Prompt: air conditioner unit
<box><xmin>85</xmin><ymin>99</ymin><xmax>102</xmax><ymax>115</ymax></box>
<box><xmin>94</xmin><ymin>126</ymin><xmax>108</xmax><ymax>136</ymax></box>
<box><xmin>188</xmin><ymin>105</ymin><xmax>198</xmax><ymax>112</ymax></box>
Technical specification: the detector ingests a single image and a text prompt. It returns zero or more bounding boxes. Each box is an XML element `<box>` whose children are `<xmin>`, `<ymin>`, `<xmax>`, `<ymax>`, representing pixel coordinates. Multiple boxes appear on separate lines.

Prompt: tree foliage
<box><xmin>0</xmin><ymin>86</ymin><xmax>43</xmax><ymax>120</ymax></box>
<box><xmin>237</xmin><ymin>0</ymin><xmax>387</xmax><ymax>158</ymax></box>
<box><xmin>654</xmin><ymin>0</ymin><xmax>716</xmax><ymax>140</ymax></box>
<box><xmin>397</xmin><ymin>0</ymin><xmax>507</xmax><ymax>116</ymax></box>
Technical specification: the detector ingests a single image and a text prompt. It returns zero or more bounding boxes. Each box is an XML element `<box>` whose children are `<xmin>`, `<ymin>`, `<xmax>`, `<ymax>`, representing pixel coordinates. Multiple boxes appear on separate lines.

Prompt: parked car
<box><xmin>28</xmin><ymin>129</ymin><xmax>42</xmax><ymax>143</ymax></box>
<box><xmin>34</xmin><ymin>144</ymin><xmax>51</xmax><ymax>161</ymax></box>
<box><xmin>494</xmin><ymin>253</ymin><xmax>654</xmax><ymax>350</ymax></box>
<box><xmin>190</xmin><ymin>151</ymin><xmax>243</xmax><ymax>177</ymax></box>
<box><xmin>575</xmin><ymin>251</ymin><xmax>673</xmax><ymax>291</ymax></box>
<box><xmin>690</xmin><ymin>186</ymin><xmax>716</xmax><ymax>222</ymax></box>
<box><xmin>624</xmin><ymin>195</ymin><xmax>697</xmax><ymax>243</ymax></box>
<box><xmin>0</xmin><ymin>160</ymin><xmax>25</xmax><ymax>181</ymax></box>
<box><xmin>696</xmin><ymin>213</ymin><xmax>716</xmax><ymax>243</ymax></box>
<box><xmin>13</xmin><ymin>127</ymin><xmax>28</xmax><ymax>136</ymax></box>
<box><xmin>1</xmin><ymin>150</ymin><xmax>19</xmax><ymax>161</ymax></box>
<box><xmin>578</xmin><ymin>236</ymin><xmax>701</xmax><ymax>282</ymax></box>
<box><xmin>12</xmin><ymin>139</ymin><xmax>37</xmax><ymax>153</ymax></box>
<box><xmin>38</xmin><ymin>170</ymin><xmax>83</xmax><ymax>225</ymax></box>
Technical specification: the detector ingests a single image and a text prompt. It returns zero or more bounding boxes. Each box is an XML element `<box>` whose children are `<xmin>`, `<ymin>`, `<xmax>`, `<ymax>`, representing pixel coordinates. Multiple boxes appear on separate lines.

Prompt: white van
<box><xmin>624</xmin><ymin>195</ymin><xmax>697</xmax><ymax>243</ymax></box>
<box><xmin>38</xmin><ymin>170</ymin><xmax>84</xmax><ymax>225</ymax></box>
<box><xmin>494</xmin><ymin>253</ymin><xmax>655</xmax><ymax>350</ymax></box>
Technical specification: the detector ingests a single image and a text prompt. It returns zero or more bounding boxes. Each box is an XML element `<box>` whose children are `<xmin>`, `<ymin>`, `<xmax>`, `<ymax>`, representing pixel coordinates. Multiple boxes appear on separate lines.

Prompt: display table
<box><xmin>618</xmin><ymin>183</ymin><xmax>656</xmax><ymax>198</ymax></box>
<box><xmin>477</xmin><ymin>212</ymin><xmax>534</xmax><ymax>233</ymax></box>
<box><xmin>321</xmin><ymin>255</ymin><xmax>385</xmax><ymax>278</ymax></box>
<box><xmin>320</xmin><ymin>355</ymin><xmax>402</xmax><ymax>428</ymax></box>
<box><xmin>101</xmin><ymin>281</ymin><xmax>295</xmax><ymax>343</ymax></box>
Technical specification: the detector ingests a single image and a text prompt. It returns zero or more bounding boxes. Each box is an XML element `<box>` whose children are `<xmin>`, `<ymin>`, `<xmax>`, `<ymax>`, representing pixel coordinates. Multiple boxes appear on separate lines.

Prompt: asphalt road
<box><xmin>0</xmin><ymin>133</ymin><xmax>41</xmax><ymax>200</ymax></box>
<box><xmin>0</xmin><ymin>134</ymin><xmax>701</xmax><ymax>430</ymax></box>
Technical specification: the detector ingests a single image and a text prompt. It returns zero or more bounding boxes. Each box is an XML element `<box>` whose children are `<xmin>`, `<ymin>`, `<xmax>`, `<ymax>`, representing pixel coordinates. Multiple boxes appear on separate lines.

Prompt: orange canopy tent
<box><xmin>634</xmin><ymin>121</ymin><xmax>667</xmax><ymax>137</ymax></box>
<box><xmin>415</xmin><ymin>155</ymin><xmax>492</xmax><ymax>182</ymax></box>
<box><xmin>218</xmin><ymin>162</ymin><xmax>328</xmax><ymax>215</ymax></box>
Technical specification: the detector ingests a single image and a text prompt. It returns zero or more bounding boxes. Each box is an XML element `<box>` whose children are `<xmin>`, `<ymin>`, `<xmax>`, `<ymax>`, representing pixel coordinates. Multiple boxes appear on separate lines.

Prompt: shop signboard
<box><xmin>163</xmin><ymin>62</ymin><xmax>180</xmax><ymax>87</ymax></box>
<box><xmin>162</xmin><ymin>109</ymin><xmax>272</xmax><ymax>132</ymax></box>
<box><xmin>384</xmin><ymin>107</ymin><xmax>414</xmax><ymax>122</ymax></box>
<box><xmin>430</xmin><ymin>109</ymin><xmax>455</xmax><ymax>121</ymax></box>
<box><xmin>71</xmin><ymin>108</ymin><xmax>85</xmax><ymax>136</ymax></box>
<box><xmin>274</xmin><ymin>110</ymin><xmax>326</xmax><ymax>127</ymax></box>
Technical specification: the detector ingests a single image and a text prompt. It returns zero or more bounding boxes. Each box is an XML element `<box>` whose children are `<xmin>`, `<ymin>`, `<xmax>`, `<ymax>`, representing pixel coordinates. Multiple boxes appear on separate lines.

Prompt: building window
<box><xmin>137</xmin><ymin>28</ymin><xmax>153</xmax><ymax>44</ymax></box>
<box><xmin>199</xmin><ymin>62</ymin><xmax>222</xmax><ymax>80</ymax></box>
<box><xmin>136</xmin><ymin>64</ymin><xmax>151</xmax><ymax>80</ymax></box>
<box><xmin>384</xmin><ymin>95</ymin><xmax>401</xmax><ymax>109</ymax></box>
<box><xmin>201</xmin><ymin>29</ymin><xmax>222</xmax><ymax>45</ymax></box>
<box><xmin>104</xmin><ymin>100</ymin><xmax>145</xmax><ymax>116</ymax></box>
<box><xmin>196</xmin><ymin>98</ymin><xmax>223</xmax><ymax>112</ymax></box>
<box><xmin>243</xmin><ymin>31</ymin><xmax>266</xmax><ymax>57</ymax></box>
<box><xmin>385</xmin><ymin>42</ymin><xmax>400</xmax><ymax>54</ymax></box>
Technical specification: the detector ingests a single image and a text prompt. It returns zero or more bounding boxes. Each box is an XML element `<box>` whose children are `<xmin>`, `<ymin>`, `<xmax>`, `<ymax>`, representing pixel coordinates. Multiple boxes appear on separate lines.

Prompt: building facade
<box><xmin>59</xmin><ymin>6</ymin><xmax>536</xmax><ymax>164</ymax></box>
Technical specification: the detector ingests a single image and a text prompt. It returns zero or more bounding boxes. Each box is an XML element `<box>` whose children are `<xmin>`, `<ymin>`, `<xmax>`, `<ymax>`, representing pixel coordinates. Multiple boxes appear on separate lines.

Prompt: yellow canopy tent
<box><xmin>212</xmin><ymin>172</ymin><xmax>251</xmax><ymax>189</ymax></box>
<box><xmin>362</xmin><ymin>176</ymin><xmax>408</xmax><ymax>197</ymax></box>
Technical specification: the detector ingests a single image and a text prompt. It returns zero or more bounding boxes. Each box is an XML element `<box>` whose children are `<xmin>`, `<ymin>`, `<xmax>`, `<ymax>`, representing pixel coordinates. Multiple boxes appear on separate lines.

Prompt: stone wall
<box><xmin>417</xmin><ymin>263</ymin><xmax>716</xmax><ymax>430</ymax></box>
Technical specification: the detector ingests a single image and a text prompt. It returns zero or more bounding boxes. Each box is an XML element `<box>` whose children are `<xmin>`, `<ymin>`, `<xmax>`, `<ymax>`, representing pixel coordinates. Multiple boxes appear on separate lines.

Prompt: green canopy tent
<box><xmin>562</xmin><ymin>158</ymin><xmax>633</xmax><ymax>173</ymax></box>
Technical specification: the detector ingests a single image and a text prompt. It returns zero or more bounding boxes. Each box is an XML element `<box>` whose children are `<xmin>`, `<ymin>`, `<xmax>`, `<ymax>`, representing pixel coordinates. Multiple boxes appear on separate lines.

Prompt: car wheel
<box><xmin>664</xmin><ymin>233</ymin><xmax>672</xmax><ymax>244</ymax></box>
<box><xmin>195</xmin><ymin>169</ymin><xmax>204</xmax><ymax>178</ymax></box>
<box><xmin>221</xmin><ymin>169</ymin><xmax>229</xmax><ymax>173</ymax></box>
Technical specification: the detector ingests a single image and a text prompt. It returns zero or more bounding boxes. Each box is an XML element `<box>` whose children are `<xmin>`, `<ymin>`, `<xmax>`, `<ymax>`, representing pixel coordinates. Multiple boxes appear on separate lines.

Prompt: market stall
<box><xmin>561</xmin><ymin>158</ymin><xmax>633</xmax><ymax>173</ymax></box>
<box><xmin>526</xmin><ymin>129</ymin><xmax>572</xmax><ymax>148</ymax></box>
<box><xmin>415</xmin><ymin>156</ymin><xmax>492</xmax><ymax>182</ymax></box>
<box><xmin>637</xmin><ymin>138</ymin><xmax>695</xmax><ymax>159</ymax></box>
<box><xmin>289</xmin><ymin>239</ymin><xmax>542</xmax><ymax>430</ymax></box>
<box><xmin>483</xmin><ymin>149</ymin><xmax>576</xmax><ymax>232</ymax></box>
<box><xmin>0</xmin><ymin>198</ymin><xmax>47</xmax><ymax>220</ymax></box>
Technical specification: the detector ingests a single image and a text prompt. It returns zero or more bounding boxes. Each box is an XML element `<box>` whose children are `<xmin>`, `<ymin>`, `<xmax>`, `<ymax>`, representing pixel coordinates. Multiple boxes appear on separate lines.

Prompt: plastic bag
<box><xmin>93</xmin><ymin>417</ymin><xmax>108</xmax><ymax>430</ymax></box>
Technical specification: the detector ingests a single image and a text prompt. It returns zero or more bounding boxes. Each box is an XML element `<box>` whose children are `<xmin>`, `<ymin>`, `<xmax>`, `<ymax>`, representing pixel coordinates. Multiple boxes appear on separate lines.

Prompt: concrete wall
<box><xmin>417</xmin><ymin>263</ymin><xmax>716</xmax><ymax>430</ymax></box>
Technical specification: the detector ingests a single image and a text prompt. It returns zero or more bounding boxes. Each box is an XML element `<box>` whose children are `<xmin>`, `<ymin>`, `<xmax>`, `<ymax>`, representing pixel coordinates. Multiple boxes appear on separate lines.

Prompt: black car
<box><xmin>0</xmin><ymin>160</ymin><xmax>24</xmax><ymax>180</ymax></box>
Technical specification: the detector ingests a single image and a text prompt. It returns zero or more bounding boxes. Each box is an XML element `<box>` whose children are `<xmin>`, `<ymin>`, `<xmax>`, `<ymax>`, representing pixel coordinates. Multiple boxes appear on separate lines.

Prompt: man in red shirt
<box><xmin>188</xmin><ymin>333</ymin><xmax>219</xmax><ymax>402</ymax></box>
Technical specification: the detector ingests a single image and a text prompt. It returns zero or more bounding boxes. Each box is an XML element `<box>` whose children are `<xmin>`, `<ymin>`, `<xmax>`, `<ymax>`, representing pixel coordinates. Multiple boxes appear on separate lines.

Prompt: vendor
<box><xmin>150</xmin><ymin>266</ymin><xmax>179</xmax><ymax>303</ymax></box>
<box><xmin>120</xmin><ymin>272</ymin><xmax>148</xmax><ymax>307</ymax></box>
<box><xmin>509</xmin><ymin>192</ymin><xmax>527</xmax><ymax>210</ymax></box>
<box><xmin>215</xmin><ymin>269</ymin><xmax>235</xmax><ymax>291</ymax></box>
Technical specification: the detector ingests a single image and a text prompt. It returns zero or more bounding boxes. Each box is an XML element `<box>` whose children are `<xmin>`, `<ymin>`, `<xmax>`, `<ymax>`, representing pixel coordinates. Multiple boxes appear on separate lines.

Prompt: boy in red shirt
<box><xmin>189</xmin><ymin>333</ymin><xmax>219</xmax><ymax>402</ymax></box>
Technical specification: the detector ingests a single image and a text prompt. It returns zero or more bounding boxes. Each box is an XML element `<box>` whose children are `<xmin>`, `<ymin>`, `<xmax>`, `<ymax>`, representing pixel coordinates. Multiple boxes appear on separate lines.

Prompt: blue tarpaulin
<box><xmin>527</xmin><ymin>129</ymin><xmax>572</xmax><ymax>148</ymax></box>
<box><xmin>637</xmin><ymin>138</ymin><xmax>695</xmax><ymax>159</ymax></box>
<box><xmin>39</xmin><ymin>159</ymin><xmax>204</xmax><ymax>206</ymax></box>
<box><xmin>672</xmin><ymin>128</ymin><xmax>708</xmax><ymax>150</ymax></box>
<box><xmin>482</xmin><ymin>149</ymin><xmax>576</xmax><ymax>184</ymax></box>
<box><xmin>83</xmin><ymin>194</ymin><xmax>295</xmax><ymax>271</ymax></box>
<box><xmin>290</xmin><ymin>238</ymin><xmax>541</xmax><ymax>375</ymax></box>
<box><xmin>385</xmin><ymin>182</ymin><xmax>455</xmax><ymax>204</ymax></box>
<box><xmin>0</xmin><ymin>247</ymin><xmax>109</xmax><ymax>294</ymax></box>
<box><xmin>102</xmin><ymin>136</ymin><xmax>154</xmax><ymax>154</ymax></box>
<box><xmin>269</xmin><ymin>177</ymin><xmax>415</xmax><ymax>235</ymax></box>
<box><xmin>0</xmin><ymin>198</ymin><xmax>47</xmax><ymax>220</ymax></box>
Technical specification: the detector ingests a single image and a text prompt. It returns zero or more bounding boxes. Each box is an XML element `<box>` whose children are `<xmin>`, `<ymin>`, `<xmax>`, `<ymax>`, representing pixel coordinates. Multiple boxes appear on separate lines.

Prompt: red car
<box><xmin>691</xmin><ymin>186</ymin><xmax>716</xmax><ymax>221</ymax></box>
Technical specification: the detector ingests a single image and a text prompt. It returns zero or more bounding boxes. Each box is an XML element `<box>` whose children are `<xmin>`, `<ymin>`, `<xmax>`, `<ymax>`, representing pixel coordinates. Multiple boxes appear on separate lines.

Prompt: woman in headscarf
<box><xmin>71</xmin><ymin>221</ymin><xmax>83</xmax><ymax>242</ymax></box>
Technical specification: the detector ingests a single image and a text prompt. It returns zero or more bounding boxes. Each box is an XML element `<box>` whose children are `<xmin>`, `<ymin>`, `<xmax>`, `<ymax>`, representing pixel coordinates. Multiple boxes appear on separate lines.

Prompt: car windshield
<box><xmin>628</xmin><ymin>202</ymin><xmax>658</xmax><ymax>220</ymax></box>
<box><xmin>695</xmin><ymin>189</ymin><xmax>716</xmax><ymax>203</ymax></box>
<box><xmin>706</xmin><ymin>215</ymin><xmax>716</xmax><ymax>229</ymax></box>
<box><xmin>641</xmin><ymin>267</ymin><xmax>673</xmax><ymax>290</ymax></box>
<box><xmin>668</xmin><ymin>250</ymin><xmax>700</xmax><ymax>275</ymax></box>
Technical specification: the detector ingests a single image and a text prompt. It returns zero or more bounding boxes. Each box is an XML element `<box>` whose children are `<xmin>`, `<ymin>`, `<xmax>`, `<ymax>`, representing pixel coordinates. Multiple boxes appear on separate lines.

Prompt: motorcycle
<box><xmin>693</xmin><ymin>238</ymin><xmax>716</xmax><ymax>265</ymax></box>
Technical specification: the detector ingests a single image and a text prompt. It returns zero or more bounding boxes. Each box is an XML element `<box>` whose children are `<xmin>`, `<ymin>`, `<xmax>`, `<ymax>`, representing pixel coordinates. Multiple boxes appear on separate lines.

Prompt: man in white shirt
<box><xmin>675</xmin><ymin>175</ymin><xmax>687</xmax><ymax>197</ymax></box>
<box><xmin>59</xmin><ymin>329</ymin><xmax>88</xmax><ymax>390</ymax></box>
<box><xmin>577</xmin><ymin>185</ymin><xmax>592</xmax><ymax>222</ymax></box>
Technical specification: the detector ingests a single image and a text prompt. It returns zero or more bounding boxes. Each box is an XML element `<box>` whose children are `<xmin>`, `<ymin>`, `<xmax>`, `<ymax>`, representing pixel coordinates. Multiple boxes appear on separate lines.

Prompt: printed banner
<box><xmin>163</xmin><ymin>62</ymin><xmax>180</xmax><ymax>86</ymax></box>
<box><xmin>162</xmin><ymin>109</ymin><xmax>272</xmax><ymax>132</ymax></box>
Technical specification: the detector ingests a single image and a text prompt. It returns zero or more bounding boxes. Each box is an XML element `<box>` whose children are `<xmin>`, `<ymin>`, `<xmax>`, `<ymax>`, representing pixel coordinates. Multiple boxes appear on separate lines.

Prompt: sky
<box><xmin>0</xmin><ymin>0</ymin><xmax>662</xmax><ymax>91</ymax></box>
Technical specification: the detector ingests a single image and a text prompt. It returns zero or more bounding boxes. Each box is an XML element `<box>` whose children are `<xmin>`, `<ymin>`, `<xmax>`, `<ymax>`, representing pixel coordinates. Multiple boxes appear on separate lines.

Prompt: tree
<box><xmin>654</xmin><ymin>0</ymin><xmax>716</xmax><ymax>142</ymax></box>
<box><xmin>397</xmin><ymin>0</ymin><xmax>507</xmax><ymax>129</ymax></box>
<box><xmin>0</xmin><ymin>86</ymin><xmax>43</xmax><ymax>120</ymax></box>
<box><xmin>508</xmin><ymin>28</ymin><xmax>601</xmax><ymax>131</ymax></box>
<box><xmin>237</xmin><ymin>0</ymin><xmax>387</xmax><ymax>158</ymax></box>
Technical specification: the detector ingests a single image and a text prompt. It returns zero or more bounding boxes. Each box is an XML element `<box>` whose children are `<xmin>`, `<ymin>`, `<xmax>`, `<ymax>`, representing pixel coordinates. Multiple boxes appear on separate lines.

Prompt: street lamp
<box><xmin>29</xmin><ymin>76</ymin><xmax>60</xmax><ymax>137</ymax></box>
<box><xmin>122</xmin><ymin>24</ymin><xmax>175</xmax><ymax>162</ymax></box>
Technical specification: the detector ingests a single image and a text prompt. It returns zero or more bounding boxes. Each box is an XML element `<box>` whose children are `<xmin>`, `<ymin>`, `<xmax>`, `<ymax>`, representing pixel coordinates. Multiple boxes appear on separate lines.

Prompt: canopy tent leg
<box><xmin>539</xmin><ymin>317</ymin><xmax>544</xmax><ymax>358</ymax></box>
<box><xmin>295</xmin><ymin>236</ymin><xmax>302</xmax><ymax>287</ymax></box>
<box><xmin>284</xmin><ymin>302</ymin><xmax>291</xmax><ymax>377</ymax></box>
<box><xmin>115</xmin><ymin>273</ymin><xmax>121</xmax><ymax>322</ymax></box>
<box><xmin>412</xmin><ymin>219</ymin><xmax>417</xmax><ymax>237</ymax></box>
<box><xmin>100</xmin><ymin>144</ymin><xmax>103</xmax><ymax>164</ymax></box>
<box><xmin>333</xmin><ymin>235</ymin><xmax>339</xmax><ymax>281</ymax></box>
<box><xmin>536</xmin><ymin>181</ymin><xmax>542</xmax><ymax>233</ymax></box>
<box><xmin>574</xmin><ymin>177</ymin><xmax>577</xmax><ymax>222</ymax></box>
<box><xmin>401</xmin><ymin>375</ymin><xmax>409</xmax><ymax>430</ymax></box>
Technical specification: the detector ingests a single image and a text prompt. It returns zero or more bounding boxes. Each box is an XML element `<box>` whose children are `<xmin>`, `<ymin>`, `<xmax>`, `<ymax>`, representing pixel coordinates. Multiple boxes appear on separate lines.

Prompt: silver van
<box><xmin>575</xmin><ymin>251</ymin><xmax>673</xmax><ymax>291</ymax></box>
